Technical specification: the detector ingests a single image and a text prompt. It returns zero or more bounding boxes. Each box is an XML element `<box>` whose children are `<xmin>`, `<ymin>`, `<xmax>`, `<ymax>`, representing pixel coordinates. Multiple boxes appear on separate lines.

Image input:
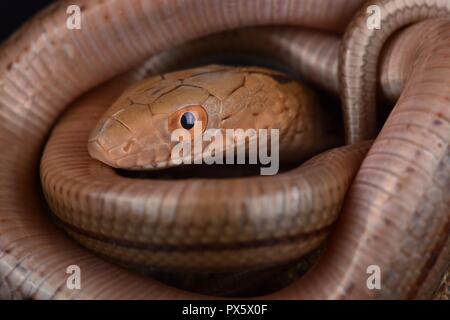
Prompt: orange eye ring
<box><xmin>168</xmin><ymin>105</ymin><xmax>208</xmax><ymax>138</ymax></box>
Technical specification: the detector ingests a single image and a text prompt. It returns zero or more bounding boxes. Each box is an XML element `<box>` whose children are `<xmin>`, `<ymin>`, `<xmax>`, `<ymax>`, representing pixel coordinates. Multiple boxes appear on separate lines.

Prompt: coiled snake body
<box><xmin>0</xmin><ymin>0</ymin><xmax>449</xmax><ymax>299</ymax></box>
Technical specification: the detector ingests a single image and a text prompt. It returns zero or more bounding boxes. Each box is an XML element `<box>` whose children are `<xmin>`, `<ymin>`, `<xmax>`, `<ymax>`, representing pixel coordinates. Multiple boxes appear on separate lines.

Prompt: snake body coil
<box><xmin>41</xmin><ymin>65</ymin><xmax>366</xmax><ymax>272</ymax></box>
<box><xmin>0</xmin><ymin>0</ymin><xmax>449</xmax><ymax>299</ymax></box>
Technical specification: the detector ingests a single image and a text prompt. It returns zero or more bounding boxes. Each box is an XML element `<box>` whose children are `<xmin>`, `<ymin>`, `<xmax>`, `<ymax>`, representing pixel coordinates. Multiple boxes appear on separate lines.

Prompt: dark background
<box><xmin>0</xmin><ymin>1</ymin><xmax>54</xmax><ymax>42</ymax></box>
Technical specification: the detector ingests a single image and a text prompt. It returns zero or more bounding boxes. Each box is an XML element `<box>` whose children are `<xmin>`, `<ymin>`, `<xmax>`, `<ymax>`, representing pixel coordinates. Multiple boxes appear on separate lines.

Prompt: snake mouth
<box><xmin>88</xmin><ymin>139</ymin><xmax>109</xmax><ymax>163</ymax></box>
<box><xmin>87</xmin><ymin>139</ymin><xmax>114</xmax><ymax>167</ymax></box>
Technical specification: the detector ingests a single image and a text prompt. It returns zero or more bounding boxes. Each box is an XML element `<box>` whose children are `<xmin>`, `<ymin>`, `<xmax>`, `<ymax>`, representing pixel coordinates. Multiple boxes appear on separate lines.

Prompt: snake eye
<box><xmin>180</xmin><ymin>112</ymin><xmax>196</xmax><ymax>129</ymax></box>
<box><xmin>168</xmin><ymin>105</ymin><xmax>208</xmax><ymax>136</ymax></box>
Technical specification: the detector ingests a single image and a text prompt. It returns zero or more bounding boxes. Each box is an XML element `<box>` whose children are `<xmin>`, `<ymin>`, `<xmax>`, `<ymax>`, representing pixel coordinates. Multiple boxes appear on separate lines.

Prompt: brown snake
<box><xmin>0</xmin><ymin>0</ymin><xmax>449</xmax><ymax>299</ymax></box>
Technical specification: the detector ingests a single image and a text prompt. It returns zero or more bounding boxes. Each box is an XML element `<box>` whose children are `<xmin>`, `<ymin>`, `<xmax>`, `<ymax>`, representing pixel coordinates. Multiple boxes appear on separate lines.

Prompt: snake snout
<box><xmin>88</xmin><ymin>118</ymin><xmax>173</xmax><ymax>170</ymax></box>
<box><xmin>87</xmin><ymin>139</ymin><xmax>114</xmax><ymax>167</ymax></box>
<box><xmin>87</xmin><ymin>116</ymin><xmax>136</xmax><ymax>168</ymax></box>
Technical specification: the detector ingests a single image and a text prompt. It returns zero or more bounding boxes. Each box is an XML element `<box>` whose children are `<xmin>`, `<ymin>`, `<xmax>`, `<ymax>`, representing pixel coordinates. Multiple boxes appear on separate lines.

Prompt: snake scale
<box><xmin>0</xmin><ymin>0</ymin><xmax>449</xmax><ymax>299</ymax></box>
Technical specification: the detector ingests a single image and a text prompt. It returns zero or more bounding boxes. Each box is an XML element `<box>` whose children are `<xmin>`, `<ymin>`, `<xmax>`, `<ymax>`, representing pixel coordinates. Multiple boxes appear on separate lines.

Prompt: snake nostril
<box><xmin>122</xmin><ymin>139</ymin><xmax>135</xmax><ymax>153</ymax></box>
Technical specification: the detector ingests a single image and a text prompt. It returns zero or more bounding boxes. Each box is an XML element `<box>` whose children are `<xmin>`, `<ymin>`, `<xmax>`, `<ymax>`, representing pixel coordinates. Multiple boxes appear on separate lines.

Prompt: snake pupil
<box><xmin>180</xmin><ymin>112</ymin><xmax>196</xmax><ymax>129</ymax></box>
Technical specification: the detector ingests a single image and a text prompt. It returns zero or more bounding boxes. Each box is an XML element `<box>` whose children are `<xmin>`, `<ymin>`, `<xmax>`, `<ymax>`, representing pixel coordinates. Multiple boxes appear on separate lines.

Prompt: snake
<box><xmin>0</xmin><ymin>0</ymin><xmax>449</xmax><ymax>299</ymax></box>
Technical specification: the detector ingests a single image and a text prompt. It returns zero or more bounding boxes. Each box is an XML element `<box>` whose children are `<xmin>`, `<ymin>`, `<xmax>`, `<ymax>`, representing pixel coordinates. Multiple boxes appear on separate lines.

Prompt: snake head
<box><xmin>88</xmin><ymin>65</ymin><xmax>323</xmax><ymax>170</ymax></box>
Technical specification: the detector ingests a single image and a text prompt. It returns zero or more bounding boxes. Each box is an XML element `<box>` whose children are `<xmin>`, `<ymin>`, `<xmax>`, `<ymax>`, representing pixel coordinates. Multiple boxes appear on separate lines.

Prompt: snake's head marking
<box><xmin>88</xmin><ymin>64</ymin><xmax>324</xmax><ymax>170</ymax></box>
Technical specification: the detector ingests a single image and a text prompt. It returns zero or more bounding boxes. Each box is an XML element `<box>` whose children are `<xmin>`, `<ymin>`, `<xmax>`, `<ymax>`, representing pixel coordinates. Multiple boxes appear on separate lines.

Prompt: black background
<box><xmin>0</xmin><ymin>300</ymin><xmax>446</xmax><ymax>318</ymax></box>
<box><xmin>0</xmin><ymin>1</ymin><xmax>54</xmax><ymax>42</ymax></box>
<box><xmin>0</xmin><ymin>0</ymin><xmax>447</xmax><ymax>309</ymax></box>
